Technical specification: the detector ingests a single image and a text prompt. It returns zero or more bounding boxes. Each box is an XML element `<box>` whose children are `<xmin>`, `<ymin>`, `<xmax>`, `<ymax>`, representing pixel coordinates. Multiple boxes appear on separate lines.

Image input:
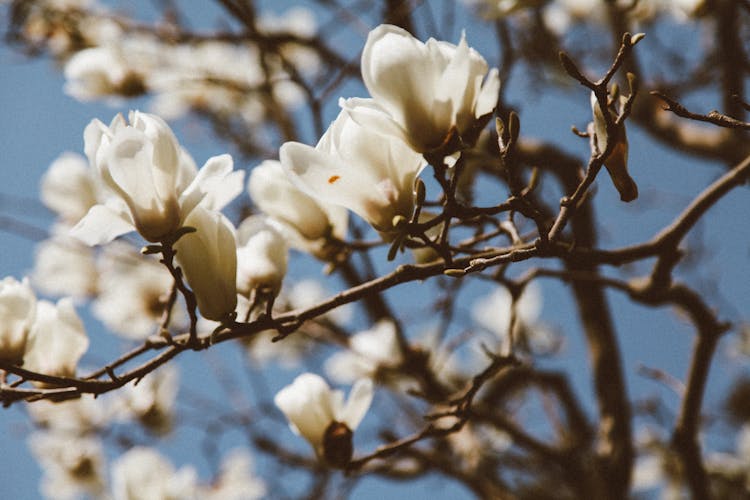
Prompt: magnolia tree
<box><xmin>1</xmin><ymin>0</ymin><xmax>750</xmax><ymax>498</ymax></box>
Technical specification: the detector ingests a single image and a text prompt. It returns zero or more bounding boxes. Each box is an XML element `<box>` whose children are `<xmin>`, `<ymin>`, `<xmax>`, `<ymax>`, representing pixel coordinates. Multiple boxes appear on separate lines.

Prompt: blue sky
<box><xmin>1</xmin><ymin>2</ymin><xmax>749</xmax><ymax>498</ymax></box>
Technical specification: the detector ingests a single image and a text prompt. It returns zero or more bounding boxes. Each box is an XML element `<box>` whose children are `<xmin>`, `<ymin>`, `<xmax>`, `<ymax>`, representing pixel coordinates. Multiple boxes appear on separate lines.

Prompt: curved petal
<box><xmin>24</xmin><ymin>299</ymin><xmax>89</xmax><ymax>379</ymax></box>
<box><xmin>248</xmin><ymin>160</ymin><xmax>333</xmax><ymax>241</ymax></box>
<box><xmin>181</xmin><ymin>154</ymin><xmax>243</xmax><ymax>216</ymax></box>
<box><xmin>274</xmin><ymin>373</ymin><xmax>336</xmax><ymax>448</ymax></box>
<box><xmin>235</xmin><ymin>216</ymin><xmax>288</xmax><ymax>296</ymax></box>
<box><xmin>280</xmin><ymin>142</ymin><xmax>386</xmax><ymax>229</ymax></box>
<box><xmin>475</xmin><ymin>68</ymin><xmax>501</xmax><ymax>118</ymax></box>
<box><xmin>338</xmin><ymin>378</ymin><xmax>373</xmax><ymax>431</ymax></box>
<box><xmin>361</xmin><ymin>24</ymin><xmax>436</xmax><ymax>128</ymax></box>
<box><xmin>339</xmin><ymin>97</ymin><xmax>413</xmax><ymax>150</ymax></box>
<box><xmin>70</xmin><ymin>204</ymin><xmax>134</xmax><ymax>246</ymax></box>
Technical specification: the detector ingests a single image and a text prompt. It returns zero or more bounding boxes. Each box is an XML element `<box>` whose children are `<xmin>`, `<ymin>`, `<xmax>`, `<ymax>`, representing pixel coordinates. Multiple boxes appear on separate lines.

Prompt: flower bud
<box><xmin>236</xmin><ymin>217</ymin><xmax>288</xmax><ymax>298</ymax></box>
<box><xmin>0</xmin><ymin>277</ymin><xmax>37</xmax><ymax>364</ymax></box>
<box><xmin>174</xmin><ymin>206</ymin><xmax>238</xmax><ymax>322</ymax></box>
<box><xmin>590</xmin><ymin>92</ymin><xmax>638</xmax><ymax>202</ymax></box>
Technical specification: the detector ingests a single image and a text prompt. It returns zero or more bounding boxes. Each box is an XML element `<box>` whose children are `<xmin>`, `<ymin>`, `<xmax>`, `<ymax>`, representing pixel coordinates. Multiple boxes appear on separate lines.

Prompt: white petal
<box><xmin>69</xmin><ymin>204</ymin><xmax>135</xmax><ymax>246</ymax></box>
<box><xmin>175</xmin><ymin>207</ymin><xmax>238</xmax><ymax>321</ymax></box>
<box><xmin>475</xmin><ymin>68</ymin><xmax>501</xmax><ymax>118</ymax></box>
<box><xmin>339</xmin><ymin>378</ymin><xmax>373</xmax><ymax>431</ymax></box>
<box><xmin>339</xmin><ymin>97</ymin><xmax>413</xmax><ymax>150</ymax></box>
<box><xmin>280</xmin><ymin>142</ymin><xmax>375</xmax><ymax>214</ymax></box>
<box><xmin>248</xmin><ymin>160</ymin><xmax>335</xmax><ymax>241</ymax></box>
<box><xmin>274</xmin><ymin>373</ymin><xmax>336</xmax><ymax>448</ymax></box>
<box><xmin>24</xmin><ymin>299</ymin><xmax>88</xmax><ymax>379</ymax></box>
<box><xmin>235</xmin><ymin>216</ymin><xmax>288</xmax><ymax>296</ymax></box>
<box><xmin>181</xmin><ymin>154</ymin><xmax>243</xmax><ymax>216</ymax></box>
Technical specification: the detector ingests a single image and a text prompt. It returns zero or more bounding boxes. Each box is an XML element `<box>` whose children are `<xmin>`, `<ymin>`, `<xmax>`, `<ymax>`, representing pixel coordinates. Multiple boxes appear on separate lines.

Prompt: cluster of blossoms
<box><xmin>468</xmin><ymin>0</ymin><xmax>705</xmax><ymax>34</ymax></box>
<box><xmin>26</xmin><ymin>380</ymin><xmax>266</xmax><ymax>500</ymax></box>
<box><xmin>270</xmin><ymin>24</ymin><xmax>503</xmax><ymax>464</ymax></box>
<box><xmin>33</xmin><ymin>22</ymin><xmax>506</xmax><ymax>469</ymax></box>
<box><xmin>6</xmin><ymin>19</ymin><xmax>575</xmax><ymax>479</ymax></box>
<box><xmin>0</xmin><ymin>276</ymin><xmax>87</xmax><ymax>379</ymax></box>
<box><xmin>280</xmin><ymin>24</ymin><xmax>500</xmax><ymax>237</ymax></box>
<box><xmin>16</xmin><ymin>0</ymin><xmax>320</xmax><ymax>152</ymax></box>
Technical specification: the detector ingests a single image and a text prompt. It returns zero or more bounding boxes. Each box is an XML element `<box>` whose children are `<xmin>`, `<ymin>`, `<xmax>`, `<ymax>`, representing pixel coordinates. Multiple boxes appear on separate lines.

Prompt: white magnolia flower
<box><xmin>33</xmin><ymin>235</ymin><xmax>97</xmax><ymax>299</ymax></box>
<box><xmin>174</xmin><ymin>206</ymin><xmax>238</xmax><ymax>322</ymax></box>
<box><xmin>248</xmin><ymin>160</ymin><xmax>348</xmax><ymax>254</ymax></box>
<box><xmin>274</xmin><ymin>373</ymin><xmax>373</xmax><ymax>467</ymax></box>
<box><xmin>93</xmin><ymin>242</ymin><xmax>180</xmax><ymax>340</ymax></box>
<box><xmin>111</xmin><ymin>447</ymin><xmax>198</xmax><ymax>500</ymax></box>
<box><xmin>40</xmin><ymin>152</ymin><xmax>100</xmax><ymax>224</ymax></box>
<box><xmin>64</xmin><ymin>43</ymin><xmax>148</xmax><ymax>102</ymax></box>
<box><xmin>23</xmin><ymin>298</ymin><xmax>88</xmax><ymax>379</ymax></box>
<box><xmin>257</xmin><ymin>7</ymin><xmax>320</xmax><ymax>75</ymax></box>
<box><xmin>280</xmin><ymin>109</ymin><xmax>425</xmax><ymax>236</ymax></box>
<box><xmin>202</xmin><ymin>449</ymin><xmax>266</xmax><ymax>500</ymax></box>
<box><xmin>72</xmin><ymin>111</ymin><xmax>243</xmax><ymax>244</ymax></box>
<box><xmin>149</xmin><ymin>40</ymin><xmax>264</xmax><ymax>123</ymax></box>
<box><xmin>29</xmin><ymin>432</ymin><xmax>105</xmax><ymax>500</ymax></box>
<box><xmin>235</xmin><ymin>216</ymin><xmax>288</xmax><ymax>298</ymax></box>
<box><xmin>115</xmin><ymin>365</ymin><xmax>178</xmax><ymax>435</ymax></box>
<box><xmin>325</xmin><ymin>320</ymin><xmax>402</xmax><ymax>384</ymax></box>
<box><xmin>445</xmin><ymin>422</ymin><xmax>512</xmax><ymax>469</ymax></box>
<box><xmin>0</xmin><ymin>276</ymin><xmax>37</xmax><ymax>364</ymax></box>
<box><xmin>472</xmin><ymin>282</ymin><xmax>559</xmax><ymax>355</ymax></box>
<box><xmin>148</xmin><ymin>39</ymin><xmax>309</xmax><ymax>125</ymax></box>
<box><xmin>590</xmin><ymin>92</ymin><xmax>638</xmax><ymax>202</ymax></box>
<box><xmin>341</xmin><ymin>24</ymin><xmax>500</xmax><ymax>153</ymax></box>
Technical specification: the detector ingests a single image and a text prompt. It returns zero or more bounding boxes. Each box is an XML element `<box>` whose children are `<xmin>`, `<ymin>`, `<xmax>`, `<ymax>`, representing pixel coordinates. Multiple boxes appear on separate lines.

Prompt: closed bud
<box><xmin>322</xmin><ymin>421</ymin><xmax>354</xmax><ymax>468</ymax></box>
<box><xmin>174</xmin><ymin>206</ymin><xmax>238</xmax><ymax>322</ymax></box>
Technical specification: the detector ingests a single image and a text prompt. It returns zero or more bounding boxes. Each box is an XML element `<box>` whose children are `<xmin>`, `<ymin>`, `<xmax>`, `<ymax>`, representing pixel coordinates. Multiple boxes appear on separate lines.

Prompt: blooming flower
<box><xmin>248</xmin><ymin>160</ymin><xmax>348</xmax><ymax>255</ymax></box>
<box><xmin>472</xmin><ymin>282</ymin><xmax>560</xmax><ymax>355</ymax></box>
<box><xmin>93</xmin><ymin>242</ymin><xmax>182</xmax><ymax>340</ymax></box>
<box><xmin>149</xmin><ymin>41</ymin><xmax>265</xmax><ymax>123</ymax></box>
<box><xmin>33</xmin><ymin>234</ymin><xmax>97</xmax><ymax>300</ymax></box>
<box><xmin>235</xmin><ymin>216</ymin><xmax>288</xmax><ymax>298</ymax></box>
<box><xmin>114</xmin><ymin>365</ymin><xmax>178</xmax><ymax>436</ymax></box>
<box><xmin>174</xmin><ymin>206</ymin><xmax>238</xmax><ymax>322</ymax></box>
<box><xmin>274</xmin><ymin>373</ymin><xmax>373</xmax><ymax>467</ymax></box>
<box><xmin>29</xmin><ymin>432</ymin><xmax>106</xmax><ymax>500</ymax></box>
<box><xmin>71</xmin><ymin>111</ymin><xmax>243</xmax><ymax>244</ymax></box>
<box><xmin>23</xmin><ymin>298</ymin><xmax>89</xmax><ymax>379</ymax></box>
<box><xmin>111</xmin><ymin>447</ymin><xmax>198</xmax><ymax>500</ymax></box>
<box><xmin>0</xmin><ymin>276</ymin><xmax>37</xmax><ymax>364</ymax></box>
<box><xmin>325</xmin><ymin>320</ymin><xmax>403</xmax><ymax>384</ymax></box>
<box><xmin>590</xmin><ymin>92</ymin><xmax>638</xmax><ymax>202</ymax></box>
<box><xmin>40</xmin><ymin>152</ymin><xmax>100</xmax><ymax>225</ymax></box>
<box><xmin>201</xmin><ymin>449</ymin><xmax>266</xmax><ymax>500</ymax></box>
<box><xmin>341</xmin><ymin>24</ymin><xmax>500</xmax><ymax>153</ymax></box>
<box><xmin>280</xmin><ymin>109</ymin><xmax>425</xmax><ymax>236</ymax></box>
<box><xmin>63</xmin><ymin>41</ymin><xmax>152</xmax><ymax>102</ymax></box>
